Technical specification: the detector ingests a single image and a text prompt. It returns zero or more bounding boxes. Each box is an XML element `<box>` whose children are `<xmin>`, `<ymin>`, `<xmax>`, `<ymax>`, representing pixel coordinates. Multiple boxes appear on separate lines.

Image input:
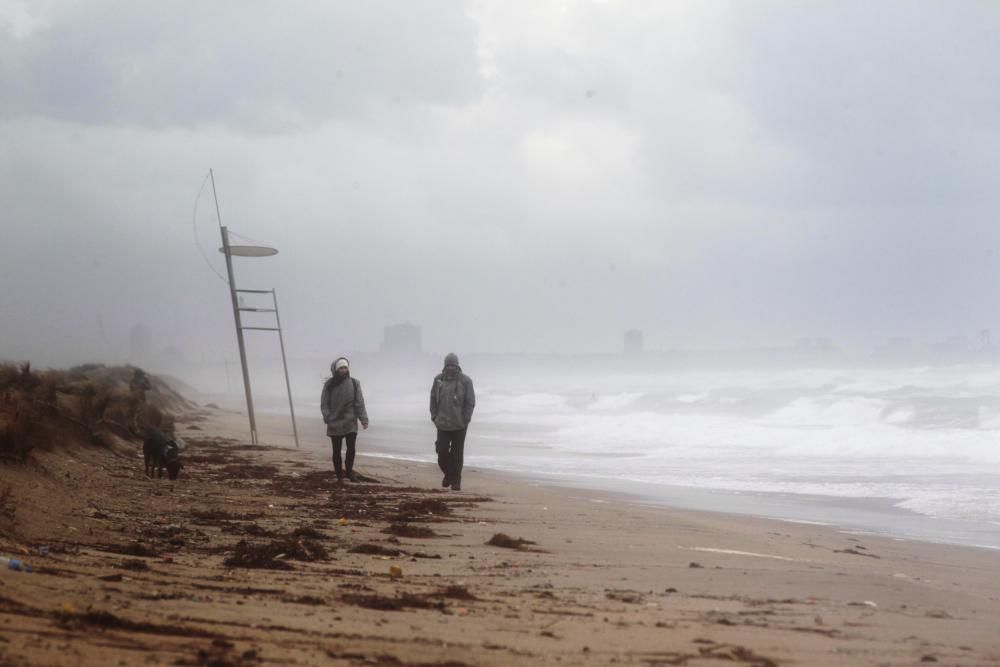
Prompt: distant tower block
<box><xmin>381</xmin><ymin>323</ymin><xmax>422</xmax><ymax>355</ymax></box>
<box><xmin>624</xmin><ymin>329</ymin><xmax>644</xmax><ymax>356</ymax></box>
<box><xmin>130</xmin><ymin>324</ymin><xmax>152</xmax><ymax>363</ymax></box>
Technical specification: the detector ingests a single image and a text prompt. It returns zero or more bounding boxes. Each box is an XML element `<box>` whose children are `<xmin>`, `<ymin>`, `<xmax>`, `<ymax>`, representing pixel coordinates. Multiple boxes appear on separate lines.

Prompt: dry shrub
<box><xmin>13</xmin><ymin>363</ymin><xmax>39</xmax><ymax>390</ymax></box>
<box><xmin>92</xmin><ymin>388</ymin><xmax>113</xmax><ymax>423</ymax></box>
<box><xmin>69</xmin><ymin>363</ymin><xmax>105</xmax><ymax>376</ymax></box>
<box><xmin>0</xmin><ymin>396</ymin><xmax>40</xmax><ymax>462</ymax></box>
<box><xmin>0</xmin><ymin>483</ymin><xmax>16</xmax><ymax>524</ymax></box>
<box><xmin>141</xmin><ymin>403</ymin><xmax>174</xmax><ymax>434</ymax></box>
<box><xmin>102</xmin><ymin>399</ymin><xmax>131</xmax><ymax>427</ymax></box>
<box><xmin>0</xmin><ymin>363</ymin><xmax>185</xmax><ymax>455</ymax></box>
<box><xmin>78</xmin><ymin>383</ymin><xmax>96</xmax><ymax>426</ymax></box>
<box><xmin>0</xmin><ymin>363</ymin><xmax>20</xmax><ymax>389</ymax></box>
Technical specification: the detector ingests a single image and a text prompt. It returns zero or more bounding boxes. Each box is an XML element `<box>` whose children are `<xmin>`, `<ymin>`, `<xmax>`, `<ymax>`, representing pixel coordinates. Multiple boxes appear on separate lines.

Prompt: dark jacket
<box><xmin>321</xmin><ymin>375</ymin><xmax>369</xmax><ymax>437</ymax></box>
<box><xmin>430</xmin><ymin>371</ymin><xmax>475</xmax><ymax>431</ymax></box>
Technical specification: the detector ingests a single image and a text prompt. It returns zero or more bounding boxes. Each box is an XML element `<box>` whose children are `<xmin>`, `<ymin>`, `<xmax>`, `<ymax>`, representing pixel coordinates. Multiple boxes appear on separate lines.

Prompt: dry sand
<box><xmin>1</xmin><ymin>407</ymin><xmax>1000</xmax><ymax>666</ymax></box>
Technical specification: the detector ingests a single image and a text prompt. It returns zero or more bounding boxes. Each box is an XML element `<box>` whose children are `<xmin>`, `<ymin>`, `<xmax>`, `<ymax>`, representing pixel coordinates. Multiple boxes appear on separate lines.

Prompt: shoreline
<box><xmin>330</xmin><ymin>429</ymin><xmax>1000</xmax><ymax>553</ymax></box>
<box><xmin>368</xmin><ymin>449</ymin><xmax>1000</xmax><ymax>553</ymax></box>
<box><xmin>235</xmin><ymin>384</ymin><xmax>1000</xmax><ymax>553</ymax></box>
<box><xmin>2</xmin><ymin>407</ymin><xmax>999</xmax><ymax>664</ymax></box>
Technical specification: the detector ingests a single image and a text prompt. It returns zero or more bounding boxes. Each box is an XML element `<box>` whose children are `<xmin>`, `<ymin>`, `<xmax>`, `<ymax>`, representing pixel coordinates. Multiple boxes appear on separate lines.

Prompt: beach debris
<box><xmin>1</xmin><ymin>556</ymin><xmax>32</xmax><ymax>572</ymax></box>
<box><xmin>223</xmin><ymin>535</ymin><xmax>329</xmax><ymax>570</ymax></box>
<box><xmin>847</xmin><ymin>600</ymin><xmax>878</xmax><ymax>609</ymax></box>
<box><xmin>341</xmin><ymin>592</ymin><xmax>441</xmax><ymax>611</ymax></box>
<box><xmin>119</xmin><ymin>559</ymin><xmax>149</xmax><ymax>572</ymax></box>
<box><xmin>282</xmin><ymin>594</ymin><xmax>325</xmax><ymax>606</ymax></box>
<box><xmin>486</xmin><ymin>533</ymin><xmax>540</xmax><ymax>551</ymax></box>
<box><xmin>688</xmin><ymin>561</ymin><xmax>703</xmax><ymax>568</ymax></box>
<box><xmin>55</xmin><ymin>607</ymin><xmax>218</xmax><ymax>638</ymax></box>
<box><xmin>835</xmin><ymin>547</ymin><xmax>880</xmax><ymax>559</ymax></box>
<box><xmin>921</xmin><ymin>655</ymin><xmax>939</xmax><ymax>662</ymax></box>
<box><xmin>925</xmin><ymin>610</ymin><xmax>953</xmax><ymax>619</ymax></box>
<box><xmin>606</xmin><ymin>589</ymin><xmax>645</xmax><ymax>604</ymax></box>
<box><xmin>288</xmin><ymin>526</ymin><xmax>328</xmax><ymax>541</ymax></box>
<box><xmin>181</xmin><ymin>639</ymin><xmax>261</xmax><ymax>667</ymax></box>
<box><xmin>101</xmin><ymin>541</ymin><xmax>159</xmax><ymax>558</ymax></box>
<box><xmin>338</xmin><ymin>518</ymin><xmax>348</xmax><ymax>526</ymax></box>
<box><xmin>438</xmin><ymin>585</ymin><xmax>477</xmax><ymax>600</ymax></box>
<box><xmin>349</xmin><ymin>543</ymin><xmax>402</xmax><ymax>557</ymax></box>
<box><xmin>388</xmin><ymin>565</ymin><xmax>403</xmax><ymax>578</ymax></box>
<box><xmin>384</xmin><ymin>523</ymin><xmax>439</xmax><ymax>538</ymax></box>
<box><xmin>697</xmin><ymin>643</ymin><xmax>778</xmax><ymax>667</ymax></box>
<box><xmin>394</xmin><ymin>498</ymin><xmax>451</xmax><ymax>521</ymax></box>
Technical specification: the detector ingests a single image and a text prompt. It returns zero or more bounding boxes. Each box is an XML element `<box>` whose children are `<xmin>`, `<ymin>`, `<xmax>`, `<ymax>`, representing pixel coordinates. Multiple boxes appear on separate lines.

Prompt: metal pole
<box><xmin>272</xmin><ymin>289</ymin><xmax>300</xmax><ymax>448</ymax></box>
<box><xmin>213</xmin><ymin>171</ymin><xmax>258</xmax><ymax>446</ymax></box>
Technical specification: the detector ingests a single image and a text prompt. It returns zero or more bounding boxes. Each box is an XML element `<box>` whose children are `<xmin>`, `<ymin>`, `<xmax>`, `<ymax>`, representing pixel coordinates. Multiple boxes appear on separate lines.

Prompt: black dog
<box><xmin>143</xmin><ymin>428</ymin><xmax>183</xmax><ymax>480</ymax></box>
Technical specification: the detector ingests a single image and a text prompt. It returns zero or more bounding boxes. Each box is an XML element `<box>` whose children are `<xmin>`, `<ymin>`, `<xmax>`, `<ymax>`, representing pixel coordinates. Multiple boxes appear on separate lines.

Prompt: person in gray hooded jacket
<box><xmin>321</xmin><ymin>357</ymin><xmax>369</xmax><ymax>482</ymax></box>
<box><xmin>429</xmin><ymin>352</ymin><xmax>475</xmax><ymax>490</ymax></box>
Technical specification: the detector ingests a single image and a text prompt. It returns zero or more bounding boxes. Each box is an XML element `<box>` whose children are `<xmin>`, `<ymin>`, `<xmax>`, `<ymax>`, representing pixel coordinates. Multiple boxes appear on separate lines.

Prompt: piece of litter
<box><xmin>389</xmin><ymin>565</ymin><xmax>403</xmax><ymax>579</ymax></box>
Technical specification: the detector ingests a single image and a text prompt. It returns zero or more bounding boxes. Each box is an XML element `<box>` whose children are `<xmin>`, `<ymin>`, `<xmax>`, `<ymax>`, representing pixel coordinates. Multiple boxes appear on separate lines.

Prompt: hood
<box><xmin>442</xmin><ymin>352</ymin><xmax>461</xmax><ymax>374</ymax></box>
<box><xmin>328</xmin><ymin>357</ymin><xmax>351</xmax><ymax>385</ymax></box>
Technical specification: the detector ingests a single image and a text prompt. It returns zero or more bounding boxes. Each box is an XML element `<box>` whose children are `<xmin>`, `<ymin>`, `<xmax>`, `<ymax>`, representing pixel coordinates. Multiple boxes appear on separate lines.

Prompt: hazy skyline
<box><xmin>3</xmin><ymin>1</ymin><xmax>1000</xmax><ymax>367</ymax></box>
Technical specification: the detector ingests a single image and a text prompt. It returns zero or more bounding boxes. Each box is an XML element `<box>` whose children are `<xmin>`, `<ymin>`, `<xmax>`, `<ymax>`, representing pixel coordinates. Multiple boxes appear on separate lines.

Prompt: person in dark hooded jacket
<box><xmin>429</xmin><ymin>352</ymin><xmax>475</xmax><ymax>491</ymax></box>
<box><xmin>321</xmin><ymin>357</ymin><xmax>369</xmax><ymax>482</ymax></box>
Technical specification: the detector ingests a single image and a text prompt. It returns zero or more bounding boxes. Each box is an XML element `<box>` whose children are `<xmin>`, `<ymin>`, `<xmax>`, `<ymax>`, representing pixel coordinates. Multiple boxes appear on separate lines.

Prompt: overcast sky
<box><xmin>3</xmin><ymin>0</ymin><xmax>1000</xmax><ymax>366</ymax></box>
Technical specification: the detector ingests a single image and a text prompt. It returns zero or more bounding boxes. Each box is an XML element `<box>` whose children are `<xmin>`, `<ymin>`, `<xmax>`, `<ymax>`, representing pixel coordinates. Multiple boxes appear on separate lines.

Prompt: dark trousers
<box><xmin>436</xmin><ymin>428</ymin><xmax>467</xmax><ymax>484</ymax></box>
<box><xmin>330</xmin><ymin>432</ymin><xmax>357</xmax><ymax>478</ymax></box>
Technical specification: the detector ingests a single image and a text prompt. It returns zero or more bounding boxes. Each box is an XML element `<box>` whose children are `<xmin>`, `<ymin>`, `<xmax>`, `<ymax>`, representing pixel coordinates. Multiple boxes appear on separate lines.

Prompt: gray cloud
<box><xmin>2</xmin><ymin>1</ymin><xmax>1000</xmax><ymax>371</ymax></box>
<box><xmin>1</xmin><ymin>0</ymin><xmax>481</xmax><ymax>131</ymax></box>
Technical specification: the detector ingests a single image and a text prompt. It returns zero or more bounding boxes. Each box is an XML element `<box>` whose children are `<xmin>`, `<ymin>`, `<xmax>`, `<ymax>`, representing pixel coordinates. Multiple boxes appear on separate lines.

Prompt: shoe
<box><xmin>442</xmin><ymin>475</ymin><xmax>451</xmax><ymax>488</ymax></box>
<box><xmin>346</xmin><ymin>471</ymin><xmax>357</xmax><ymax>482</ymax></box>
<box><xmin>451</xmin><ymin>481</ymin><xmax>461</xmax><ymax>491</ymax></box>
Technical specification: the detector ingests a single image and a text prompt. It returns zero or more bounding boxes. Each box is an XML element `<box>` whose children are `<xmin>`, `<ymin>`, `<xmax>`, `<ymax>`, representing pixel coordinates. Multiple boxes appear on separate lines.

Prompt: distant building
<box><xmin>129</xmin><ymin>325</ymin><xmax>152</xmax><ymax>363</ymax></box>
<box><xmin>381</xmin><ymin>323</ymin><xmax>422</xmax><ymax>355</ymax></box>
<box><xmin>624</xmin><ymin>329</ymin><xmax>644</xmax><ymax>356</ymax></box>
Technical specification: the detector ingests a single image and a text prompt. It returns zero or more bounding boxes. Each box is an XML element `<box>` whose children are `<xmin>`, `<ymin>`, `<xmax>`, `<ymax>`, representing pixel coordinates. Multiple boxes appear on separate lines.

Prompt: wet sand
<box><xmin>1</xmin><ymin>407</ymin><xmax>1000</xmax><ymax>666</ymax></box>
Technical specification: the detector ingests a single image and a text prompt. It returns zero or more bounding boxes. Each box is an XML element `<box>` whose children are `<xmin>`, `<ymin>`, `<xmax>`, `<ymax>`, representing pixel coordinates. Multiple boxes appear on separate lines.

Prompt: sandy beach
<box><xmin>2</xmin><ymin>405</ymin><xmax>1000</xmax><ymax>666</ymax></box>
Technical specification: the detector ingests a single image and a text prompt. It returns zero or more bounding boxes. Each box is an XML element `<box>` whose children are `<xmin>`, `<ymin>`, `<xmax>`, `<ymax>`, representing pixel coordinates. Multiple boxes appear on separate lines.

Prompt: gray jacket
<box><xmin>429</xmin><ymin>372</ymin><xmax>475</xmax><ymax>431</ymax></box>
<box><xmin>321</xmin><ymin>376</ymin><xmax>369</xmax><ymax>437</ymax></box>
